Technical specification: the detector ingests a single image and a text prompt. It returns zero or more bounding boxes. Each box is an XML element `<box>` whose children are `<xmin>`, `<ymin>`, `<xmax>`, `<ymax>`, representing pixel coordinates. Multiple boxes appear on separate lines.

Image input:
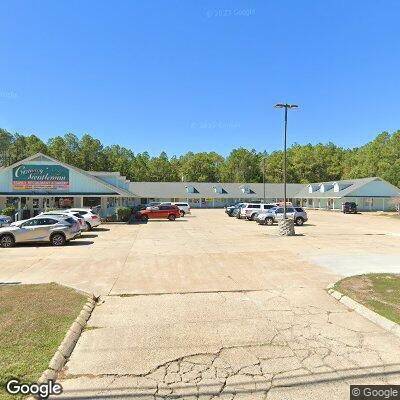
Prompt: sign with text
<box><xmin>12</xmin><ymin>164</ymin><xmax>70</xmax><ymax>191</ymax></box>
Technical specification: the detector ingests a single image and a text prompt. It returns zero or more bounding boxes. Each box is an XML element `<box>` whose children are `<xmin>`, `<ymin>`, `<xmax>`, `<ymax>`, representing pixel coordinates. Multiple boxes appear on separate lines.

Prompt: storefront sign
<box><xmin>12</xmin><ymin>164</ymin><xmax>70</xmax><ymax>191</ymax></box>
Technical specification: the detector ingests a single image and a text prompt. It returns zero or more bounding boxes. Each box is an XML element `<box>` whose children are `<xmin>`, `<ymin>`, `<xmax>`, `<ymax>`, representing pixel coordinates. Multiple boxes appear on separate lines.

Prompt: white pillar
<box><xmin>0</xmin><ymin>197</ymin><xmax>6</xmax><ymax>211</ymax></box>
<box><xmin>75</xmin><ymin>197</ymin><xmax>83</xmax><ymax>207</ymax></box>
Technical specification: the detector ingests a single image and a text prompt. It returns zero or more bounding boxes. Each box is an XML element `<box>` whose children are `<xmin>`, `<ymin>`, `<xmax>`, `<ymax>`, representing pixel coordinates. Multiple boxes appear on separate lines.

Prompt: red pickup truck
<box><xmin>139</xmin><ymin>205</ymin><xmax>181</xmax><ymax>221</ymax></box>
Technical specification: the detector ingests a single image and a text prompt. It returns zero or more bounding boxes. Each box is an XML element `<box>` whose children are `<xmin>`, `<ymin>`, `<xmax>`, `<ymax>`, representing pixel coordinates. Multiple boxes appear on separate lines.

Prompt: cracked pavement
<box><xmin>2</xmin><ymin>210</ymin><xmax>400</xmax><ymax>399</ymax></box>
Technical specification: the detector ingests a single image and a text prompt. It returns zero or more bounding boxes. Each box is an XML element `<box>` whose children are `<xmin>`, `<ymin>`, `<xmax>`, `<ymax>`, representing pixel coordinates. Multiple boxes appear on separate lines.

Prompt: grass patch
<box><xmin>0</xmin><ymin>283</ymin><xmax>86</xmax><ymax>400</ymax></box>
<box><xmin>334</xmin><ymin>274</ymin><xmax>400</xmax><ymax>324</ymax></box>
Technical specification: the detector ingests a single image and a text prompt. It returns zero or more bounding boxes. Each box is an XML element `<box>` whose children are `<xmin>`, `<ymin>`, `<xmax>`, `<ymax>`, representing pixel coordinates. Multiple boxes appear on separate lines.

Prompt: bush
<box><xmin>1</xmin><ymin>206</ymin><xmax>16</xmax><ymax>217</ymax></box>
<box><xmin>116</xmin><ymin>207</ymin><xmax>132</xmax><ymax>222</ymax></box>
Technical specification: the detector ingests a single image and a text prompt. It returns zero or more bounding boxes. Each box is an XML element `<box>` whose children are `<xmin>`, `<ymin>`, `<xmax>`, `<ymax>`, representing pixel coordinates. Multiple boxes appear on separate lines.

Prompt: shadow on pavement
<box><xmin>79</xmin><ymin>234</ymin><xmax>98</xmax><ymax>239</ymax></box>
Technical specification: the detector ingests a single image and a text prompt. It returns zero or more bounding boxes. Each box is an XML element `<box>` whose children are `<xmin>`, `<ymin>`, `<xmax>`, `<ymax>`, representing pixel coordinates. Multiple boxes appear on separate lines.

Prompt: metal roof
<box><xmin>294</xmin><ymin>177</ymin><xmax>389</xmax><ymax>198</ymax></box>
<box><xmin>129</xmin><ymin>182</ymin><xmax>305</xmax><ymax>199</ymax></box>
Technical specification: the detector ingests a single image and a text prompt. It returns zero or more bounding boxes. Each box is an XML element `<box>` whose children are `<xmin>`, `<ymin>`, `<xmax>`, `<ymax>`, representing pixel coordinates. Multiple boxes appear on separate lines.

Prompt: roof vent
<box><xmin>185</xmin><ymin>185</ymin><xmax>199</xmax><ymax>194</ymax></box>
<box><xmin>333</xmin><ymin>182</ymin><xmax>352</xmax><ymax>192</ymax></box>
<box><xmin>240</xmin><ymin>185</ymin><xmax>255</xmax><ymax>195</ymax></box>
<box><xmin>320</xmin><ymin>183</ymin><xmax>333</xmax><ymax>193</ymax></box>
<box><xmin>213</xmin><ymin>185</ymin><xmax>227</xmax><ymax>194</ymax></box>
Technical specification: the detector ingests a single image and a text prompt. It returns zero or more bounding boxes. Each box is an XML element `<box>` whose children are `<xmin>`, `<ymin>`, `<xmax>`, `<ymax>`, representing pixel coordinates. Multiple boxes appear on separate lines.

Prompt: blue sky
<box><xmin>1</xmin><ymin>0</ymin><xmax>399</xmax><ymax>156</ymax></box>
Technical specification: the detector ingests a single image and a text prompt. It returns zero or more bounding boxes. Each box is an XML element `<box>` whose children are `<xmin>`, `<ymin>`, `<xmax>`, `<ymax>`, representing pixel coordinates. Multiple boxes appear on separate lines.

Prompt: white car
<box><xmin>64</xmin><ymin>208</ymin><xmax>101</xmax><ymax>230</ymax></box>
<box><xmin>40</xmin><ymin>211</ymin><xmax>87</xmax><ymax>232</ymax></box>
<box><xmin>160</xmin><ymin>202</ymin><xmax>191</xmax><ymax>216</ymax></box>
<box><xmin>239</xmin><ymin>203</ymin><xmax>278</xmax><ymax>220</ymax></box>
<box><xmin>172</xmin><ymin>202</ymin><xmax>191</xmax><ymax>217</ymax></box>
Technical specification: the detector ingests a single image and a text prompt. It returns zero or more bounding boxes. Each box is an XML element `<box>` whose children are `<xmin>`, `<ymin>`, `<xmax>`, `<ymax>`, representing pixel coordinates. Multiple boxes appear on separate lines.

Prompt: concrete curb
<box><xmin>27</xmin><ymin>295</ymin><xmax>97</xmax><ymax>399</ymax></box>
<box><xmin>327</xmin><ymin>283</ymin><xmax>400</xmax><ymax>338</ymax></box>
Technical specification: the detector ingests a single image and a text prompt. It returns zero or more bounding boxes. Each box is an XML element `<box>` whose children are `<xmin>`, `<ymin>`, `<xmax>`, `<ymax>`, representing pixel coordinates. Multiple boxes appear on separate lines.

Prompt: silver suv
<box><xmin>256</xmin><ymin>206</ymin><xmax>308</xmax><ymax>226</ymax></box>
<box><xmin>0</xmin><ymin>215</ymin><xmax>81</xmax><ymax>247</ymax></box>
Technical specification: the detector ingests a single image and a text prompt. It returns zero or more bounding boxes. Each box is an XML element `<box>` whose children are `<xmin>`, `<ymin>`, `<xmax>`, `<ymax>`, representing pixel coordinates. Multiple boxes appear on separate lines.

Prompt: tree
<box><xmin>0</xmin><ymin>128</ymin><xmax>14</xmax><ymax>166</ymax></box>
<box><xmin>1</xmin><ymin>127</ymin><xmax>400</xmax><ymax>187</ymax></box>
<box><xmin>103</xmin><ymin>145</ymin><xmax>135</xmax><ymax>178</ymax></box>
<box><xmin>179</xmin><ymin>152</ymin><xmax>224</xmax><ymax>182</ymax></box>
<box><xmin>77</xmin><ymin>134</ymin><xmax>105</xmax><ymax>171</ymax></box>
<box><xmin>219</xmin><ymin>148</ymin><xmax>262</xmax><ymax>182</ymax></box>
<box><xmin>147</xmin><ymin>152</ymin><xmax>180</xmax><ymax>181</ymax></box>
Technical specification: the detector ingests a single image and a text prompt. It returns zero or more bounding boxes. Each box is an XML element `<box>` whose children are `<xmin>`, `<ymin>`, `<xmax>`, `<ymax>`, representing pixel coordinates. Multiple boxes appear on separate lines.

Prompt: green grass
<box><xmin>334</xmin><ymin>274</ymin><xmax>400</xmax><ymax>324</ymax></box>
<box><xmin>0</xmin><ymin>283</ymin><xmax>86</xmax><ymax>400</ymax></box>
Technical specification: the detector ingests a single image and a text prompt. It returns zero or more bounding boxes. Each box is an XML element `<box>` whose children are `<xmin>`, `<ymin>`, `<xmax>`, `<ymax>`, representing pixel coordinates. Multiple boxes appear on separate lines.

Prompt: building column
<box><xmin>0</xmin><ymin>197</ymin><xmax>6</xmax><ymax>211</ymax></box>
<box><xmin>75</xmin><ymin>197</ymin><xmax>83</xmax><ymax>207</ymax></box>
<box><xmin>101</xmin><ymin>197</ymin><xmax>107</xmax><ymax>217</ymax></box>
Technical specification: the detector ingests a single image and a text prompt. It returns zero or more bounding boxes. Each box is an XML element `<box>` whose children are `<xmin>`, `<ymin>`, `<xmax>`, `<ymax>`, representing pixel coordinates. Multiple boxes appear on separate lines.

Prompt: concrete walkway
<box><xmin>2</xmin><ymin>210</ymin><xmax>400</xmax><ymax>399</ymax></box>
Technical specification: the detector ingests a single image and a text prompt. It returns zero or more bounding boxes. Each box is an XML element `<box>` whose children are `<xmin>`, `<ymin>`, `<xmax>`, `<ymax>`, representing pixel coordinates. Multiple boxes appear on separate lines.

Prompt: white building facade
<box><xmin>0</xmin><ymin>154</ymin><xmax>399</xmax><ymax>218</ymax></box>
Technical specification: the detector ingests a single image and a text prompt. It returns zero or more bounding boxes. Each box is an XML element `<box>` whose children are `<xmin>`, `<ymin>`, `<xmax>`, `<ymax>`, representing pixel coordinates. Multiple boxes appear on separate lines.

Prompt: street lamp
<box><xmin>262</xmin><ymin>157</ymin><xmax>266</xmax><ymax>204</ymax></box>
<box><xmin>274</xmin><ymin>103</ymin><xmax>298</xmax><ymax>220</ymax></box>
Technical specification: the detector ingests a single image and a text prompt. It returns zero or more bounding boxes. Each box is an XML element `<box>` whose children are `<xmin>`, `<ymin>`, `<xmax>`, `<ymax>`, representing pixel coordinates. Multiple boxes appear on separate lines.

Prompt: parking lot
<box><xmin>2</xmin><ymin>209</ymin><xmax>400</xmax><ymax>399</ymax></box>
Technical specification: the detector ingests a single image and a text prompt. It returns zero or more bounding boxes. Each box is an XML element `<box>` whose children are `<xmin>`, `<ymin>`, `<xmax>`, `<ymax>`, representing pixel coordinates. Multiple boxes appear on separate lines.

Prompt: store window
<box><xmin>84</xmin><ymin>197</ymin><xmax>101</xmax><ymax>207</ymax></box>
<box><xmin>363</xmin><ymin>198</ymin><xmax>373</xmax><ymax>208</ymax></box>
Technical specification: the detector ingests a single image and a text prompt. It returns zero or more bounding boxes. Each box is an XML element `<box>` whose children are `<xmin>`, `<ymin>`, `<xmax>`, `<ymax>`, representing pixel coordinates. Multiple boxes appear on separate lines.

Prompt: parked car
<box><xmin>139</xmin><ymin>204</ymin><xmax>181</xmax><ymax>221</ymax></box>
<box><xmin>40</xmin><ymin>210</ymin><xmax>87</xmax><ymax>232</ymax></box>
<box><xmin>0</xmin><ymin>215</ymin><xmax>81</xmax><ymax>248</ymax></box>
<box><xmin>225</xmin><ymin>203</ymin><xmax>244</xmax><ymax>216</ymax></box>
<box><xmin>232</xmin><ymin>203</ymin><xmax>246</xmax><ymax>218</ymax></box>
<box><xmin>342</xmin><ymin>202</ymin><xmax>357</xmax><ymax>214</ymax></box>
<box><xmin>245</xmin><ymin>203</ymin><xmax>278</xmax><ymax>221</ymax></box>
<box><xmin>147</xmin><ymin>201</ymin><xmax>161</xmax><ymax>207</ymax></box>
<box><xmin>64</xmin><ymin>208</ymin><xmax>101</xmax><ymax>230</ymax></box>
<box><xmin>172</xmin><ymin>202</ymin><xmax>191</xmax><ymax>217</ymax></box>
<box><xmin>160</xmin><ymin>202</ymin><xmax>190</xmax><ymax>216</ymax></box>
<box><xmin>256</xmin><ymin>207</ymin><xmax>308</xmax><ymax>226</ymax></box>
<box><xmin>238</xmin><ymin>203</ymin><xmax>278</xmax><ymax>220</ymax></box>
<box><xmin>0</xmin><ymin>215</ymin><xmax>12</xmax><ymax>227</ymax></box>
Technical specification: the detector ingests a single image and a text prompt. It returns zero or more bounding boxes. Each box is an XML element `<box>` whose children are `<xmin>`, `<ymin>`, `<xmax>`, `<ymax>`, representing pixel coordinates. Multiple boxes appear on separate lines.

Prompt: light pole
<box><xmin>274</xmin><ymin>103</ymin><xmax>298</xmax><ymax>219</ymax></box>
<box><xmin>262</xmin><ymin>157</ymin><xmax>266</xmax><ymax>204</ymax></box>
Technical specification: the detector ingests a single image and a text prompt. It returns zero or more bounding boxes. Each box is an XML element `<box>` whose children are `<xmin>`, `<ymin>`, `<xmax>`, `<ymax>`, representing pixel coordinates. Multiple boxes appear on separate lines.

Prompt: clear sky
<box><xmin>1</xmin><ymin>0</ymin><xmax>399</xmax><ymax>156</ymax></box>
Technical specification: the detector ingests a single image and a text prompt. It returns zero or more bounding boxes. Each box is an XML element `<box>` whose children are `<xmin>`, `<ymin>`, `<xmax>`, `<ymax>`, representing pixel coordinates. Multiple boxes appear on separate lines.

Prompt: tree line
<box><xmin>1</xmin><ymin>128</ymin><xmax>400</xmax><ymax>188</ymax></box>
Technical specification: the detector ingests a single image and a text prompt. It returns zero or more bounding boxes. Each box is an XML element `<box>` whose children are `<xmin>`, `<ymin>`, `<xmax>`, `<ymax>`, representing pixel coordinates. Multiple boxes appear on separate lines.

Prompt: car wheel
<box><xmin>295</xmin><ymin>217</ymin><xmax>304</xmax><ymax>226</ymax></box>
<box><xmin>0</xmin><ymin>234</ymin><xmax>15</xmax><ymax>248</ymax></box>
<box><xmin>168</xmin><ymin>214</ymin><xmax>176</xmax><ymax>221</ymax></box>
<box><xmin>180</xmin><ymin>210</ymin><xmax>185</xmax><ymax>217</ymax></box>
<box><xmin>86</xmin><ymin>222</ymin><xmax>92</xmax><ymax>231</ymax></box>
<box><xmin>141</xmin><ymin>215</ymin><xmax>149</xmax><ymax>222</ymax></box>
<box><xmin>51</xmin><ymin>233</ymin><xmax>66</xmax><ymax>246</ymax></box>
<box><xmin>265</xmin><ymin>217</ymin><xmax>274</xmax><ymax>226</ymax></box>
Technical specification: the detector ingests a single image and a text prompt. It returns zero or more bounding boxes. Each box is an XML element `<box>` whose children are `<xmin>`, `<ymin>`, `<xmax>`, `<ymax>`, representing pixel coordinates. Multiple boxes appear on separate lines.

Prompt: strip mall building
<box><xmin>0</xmin><ymin>153</ymin><xmax>399</xmax><ymax>218</ymax></box>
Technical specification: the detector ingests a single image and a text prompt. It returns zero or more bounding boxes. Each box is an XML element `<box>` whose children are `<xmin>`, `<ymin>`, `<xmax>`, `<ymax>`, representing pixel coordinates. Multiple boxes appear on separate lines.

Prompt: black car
<box><xmin>342</xmin><ymin>202</ymin><xmax>357</xmax><ymax>214</ymax></box>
